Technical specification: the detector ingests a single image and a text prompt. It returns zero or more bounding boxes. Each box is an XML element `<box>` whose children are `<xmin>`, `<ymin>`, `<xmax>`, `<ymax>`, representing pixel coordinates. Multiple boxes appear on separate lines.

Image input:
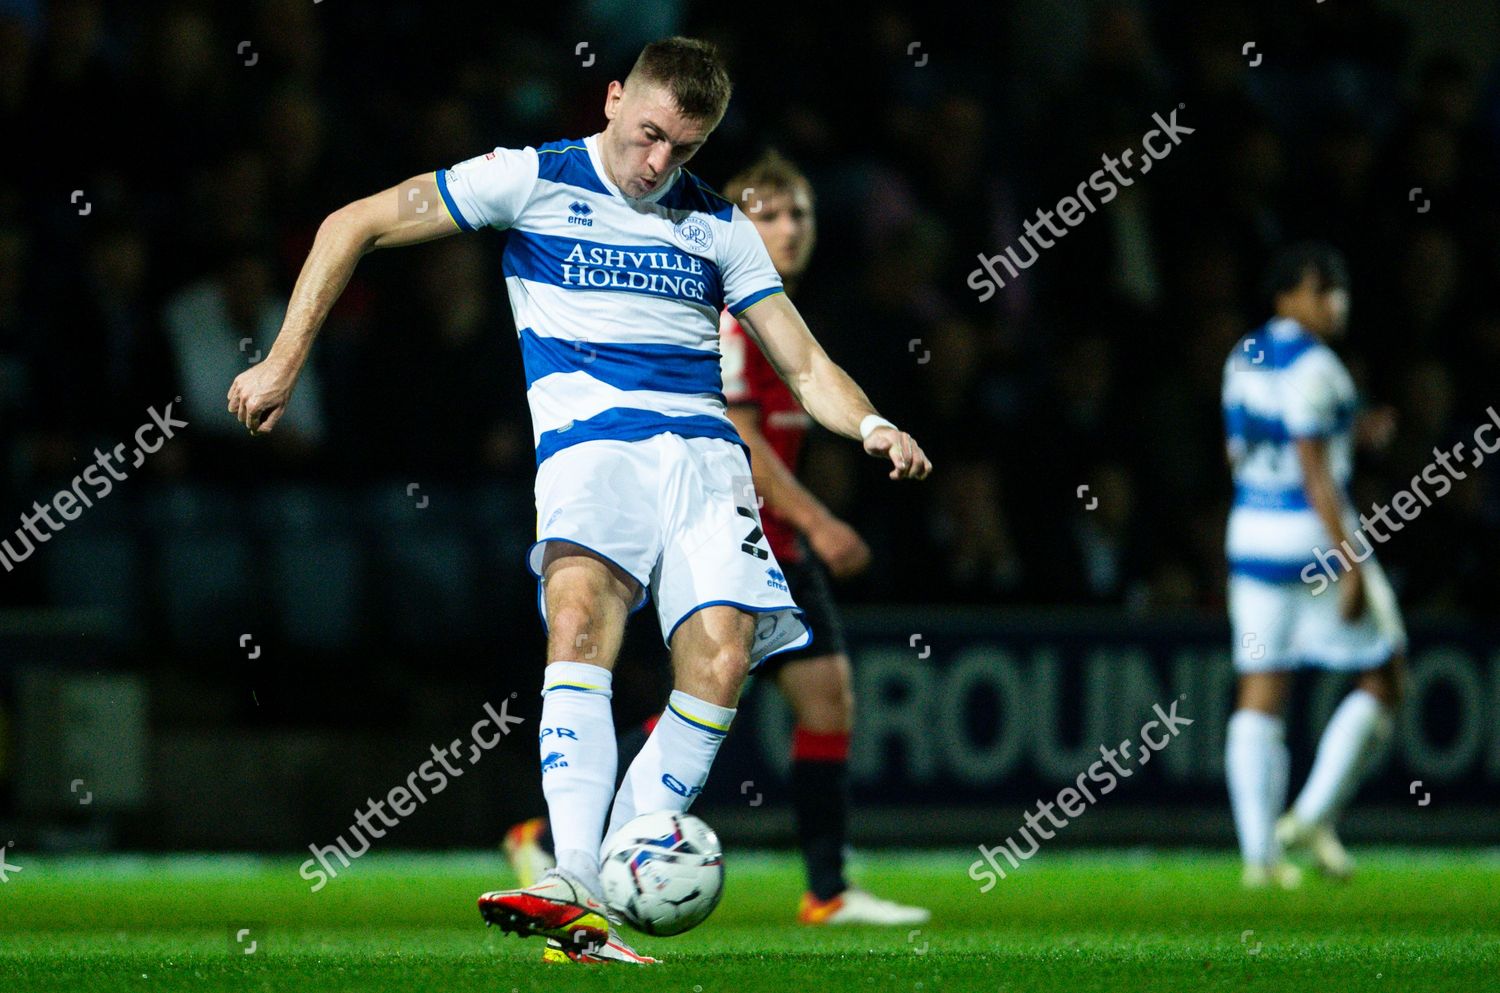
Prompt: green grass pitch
<box><xmin>1</xmin><ymin>849</ymin><xmax>1496</xmax><ymax>992</ymax></box>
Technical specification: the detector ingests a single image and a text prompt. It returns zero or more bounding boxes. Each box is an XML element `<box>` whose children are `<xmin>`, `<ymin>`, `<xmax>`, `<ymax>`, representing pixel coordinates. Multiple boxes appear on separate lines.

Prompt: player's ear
<box><xmin>604</xmin><ymin>80</ymin><xmax>624</xmax><ymax>122</ymax></box>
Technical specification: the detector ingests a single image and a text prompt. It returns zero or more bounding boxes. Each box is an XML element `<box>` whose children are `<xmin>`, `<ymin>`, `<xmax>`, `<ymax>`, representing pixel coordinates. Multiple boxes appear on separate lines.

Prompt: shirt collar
<box><xmin>584</xmin><ymin>133</ymin><xmax>679</xmax><ymax>205</ymax></box>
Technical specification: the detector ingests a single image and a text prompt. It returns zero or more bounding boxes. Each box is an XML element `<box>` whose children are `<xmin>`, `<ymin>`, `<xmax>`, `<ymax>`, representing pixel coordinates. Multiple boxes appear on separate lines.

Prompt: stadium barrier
<box><xmin>2</xmin><ymin>606</ymin><xmax>1496</xmax><ymax>849</ymax></box>
<box><xmin>706</xmin><ymin>607</ymin><xmax>1500</xmax><ymax>846</ymax></box>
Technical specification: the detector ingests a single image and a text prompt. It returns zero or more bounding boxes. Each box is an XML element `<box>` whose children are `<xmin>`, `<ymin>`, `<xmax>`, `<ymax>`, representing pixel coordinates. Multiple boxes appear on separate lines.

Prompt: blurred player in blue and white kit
<box><xmin>1221</xmin><ymin>243</ymin><xmax>1406</xmax><ymax>889</ymax></box>
<box><xmin>227</xmin><ymin>37</ymin><xmax>931</xmax><ymax>963</ymax></box>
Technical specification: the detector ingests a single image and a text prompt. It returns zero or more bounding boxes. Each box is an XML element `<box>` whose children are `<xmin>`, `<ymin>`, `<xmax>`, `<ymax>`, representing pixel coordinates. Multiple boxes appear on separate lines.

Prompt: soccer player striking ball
<box><xmin>226</xmin><ymin>37</ymin><xmax>931</xmax><ymax>963</ymax></box>
<box><xmin>1221</xmin><ymin>243</ymin><xmax>1405</xmax><ymax>889</ymax></box>
<box><xmin>503</xmin><ymin>151</ymin><xmax>929</xmax><ymax>926</ymax></box>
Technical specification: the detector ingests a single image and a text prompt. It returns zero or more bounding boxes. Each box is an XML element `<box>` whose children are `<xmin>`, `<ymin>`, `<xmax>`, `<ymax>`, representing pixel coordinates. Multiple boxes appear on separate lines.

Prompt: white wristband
<box><xmin>860</xmin><ymin>414</ymin><xmax>897</xmax><ymax>440</ymax></box>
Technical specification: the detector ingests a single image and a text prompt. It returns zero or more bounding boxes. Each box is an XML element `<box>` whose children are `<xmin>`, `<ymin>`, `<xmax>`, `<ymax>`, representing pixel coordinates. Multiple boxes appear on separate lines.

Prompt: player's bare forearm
<box><xmin>1297</xmin><ymin>438</ymin><xmax>1355</xmax><ymax>556</ymax></box>
<box><xmin>228</xmin><ymin>174</ymin><xmax>460</xmax><ymax>434</ymax></box>
<box><xmin>726</xmin><ymin>405</ymin><xmax>832</xmax><ymax>533</ymax></box>
<box><xmin>795</xmin><ymin>349</ymin><xmax>882</xmax><ymax>440</ymax></box>
<box><xmin>735</xmin><ymin>294</ymin><xmax>874</xmax><ymax>439</ymax></box>
<box><xmin>736</xmin><ymin>293</ymin><xmax>931</xmax><ymax>480</ymax></box>
<box><xmin>1298</xmin><ymin>436</ymin><xmax>1367</xmax><ymax>620</ymax></box>
<box><xmin>273</xmin><ymin>174</ymin><xmax>460</xmax><ymax>369</ymax></box>
<box><xmin>266</xmin><ymin>214</ymin><xmax>368</xmax><ymax>370</ymax></box>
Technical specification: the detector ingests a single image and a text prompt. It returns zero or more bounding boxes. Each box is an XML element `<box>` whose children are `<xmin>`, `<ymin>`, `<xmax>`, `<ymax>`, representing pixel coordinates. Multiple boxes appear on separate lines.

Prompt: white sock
<box><xmin>538</xmin><ymin>661</ymin><xmax>616</xmax><ymax>896</ymax></box>
<box><xmin>603</xmin><ymin>690</ymin><xmax>735</xmax><ymax>851</ymax></box>
<box><xmin>1226</xmin><ymin>709</ymin><xmax>1289</xmax><ymax>867</ymax></box>
<box><xmin>1293</xmin><ymin>689</ymin><xmax>1392</xmax><ymax>826</ymax></box>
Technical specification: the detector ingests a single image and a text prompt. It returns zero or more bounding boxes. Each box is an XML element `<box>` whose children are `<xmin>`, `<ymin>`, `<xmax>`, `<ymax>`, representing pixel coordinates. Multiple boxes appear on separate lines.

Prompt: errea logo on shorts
<box><xmin>766</xmin><ymin>567</ymin><xmax>788</xmax><ymax>592</ymax></box>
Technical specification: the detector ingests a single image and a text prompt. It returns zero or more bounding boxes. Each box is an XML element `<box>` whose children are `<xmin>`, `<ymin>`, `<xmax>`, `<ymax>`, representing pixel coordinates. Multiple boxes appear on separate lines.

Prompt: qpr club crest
<box><xmin>673</xmin><ymin>215</ymin><xmax>713</xmax><ymax>252</ymax></box>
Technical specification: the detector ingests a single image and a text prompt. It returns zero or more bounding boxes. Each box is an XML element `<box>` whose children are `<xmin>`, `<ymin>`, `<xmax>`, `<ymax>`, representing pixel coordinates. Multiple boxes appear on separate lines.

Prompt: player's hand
<box><xmin>1338</xmin><ymin>566</ymin><xmax>1367</xmax><ymax>623</ymax></box>
<box><xmin>864</xmin><ymin>426</ymin><xmax>932</xmax><ymax>480</ymax></box>
<box><xmin>1356</xmin><ymin>406</ymin><xmax>1397</xmax><ymax>451</ymax></box>
<box><xmin>227</xmin><ymin>356</ymin><xmax>297</xmax><ymax>435</ymax></box>
<box><xmin>807</xmin><ymin>514</ymin><xmax>872</xmax><ymax>579</ymax></box>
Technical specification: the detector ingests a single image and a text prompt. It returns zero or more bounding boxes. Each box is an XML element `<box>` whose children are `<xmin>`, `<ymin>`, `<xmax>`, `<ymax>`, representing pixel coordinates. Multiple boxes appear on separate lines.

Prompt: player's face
<box><xmin>1283</xmin><ymin>271</ymin><xmax>1349</xmax><ymax>337</ymax></box>
<box><xmin>601</xmin><ymin>80</ymin><xmax>716</xmax><ymax>199</ymax></box>
<box><xmin>1320</xmin><ymin>286</ymin><xmax>1350</xmax><ymax>337</ymax></box>
<box><xmin>747</xmin><ymin>186</ymin><xmax>815</xmax><ymax>281</ymax></box>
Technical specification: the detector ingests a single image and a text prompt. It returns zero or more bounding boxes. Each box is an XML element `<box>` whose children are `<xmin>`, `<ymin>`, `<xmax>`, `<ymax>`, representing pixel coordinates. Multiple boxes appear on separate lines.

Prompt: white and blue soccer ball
<box><xmin>599</xmin><ymin>811</ymin><xmax>725</xmax><ymax>936</ymax></box>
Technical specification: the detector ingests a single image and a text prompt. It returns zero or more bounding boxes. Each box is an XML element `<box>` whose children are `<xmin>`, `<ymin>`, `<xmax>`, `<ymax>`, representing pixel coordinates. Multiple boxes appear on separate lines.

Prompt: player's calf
<box><xmin>779</xmin><ymin>654</ymin><xmax>858</xmax><ymax>906</ymax></box>
<box><xmin>600</xmin><ymin>617</ymin><xmax>750</xmax><ymax>838</ymax></box>
<box><xmin>598</xmin><ymin>606</ymin><xmax>755</xmax><ymax>839</ymax></box>
<box><xmin>1226</xmin><ymin>705</ymin><xmax>1291</xmax><ymax>874</ymax></box>
<box><xmin>669</xmin><ymin>604</ymin><xmax>757</xmax><ymax>706</ymax></box>
<box><xmin>605</xmin><ymin>690</ymin><xmax>736</xmax><ymax>843</ymax></box>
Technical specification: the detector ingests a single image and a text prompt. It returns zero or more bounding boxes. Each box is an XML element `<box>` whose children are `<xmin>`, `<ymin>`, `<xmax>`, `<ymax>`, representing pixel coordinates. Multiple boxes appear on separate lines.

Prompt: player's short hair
<box><xmin>723</xmin><ymin>149</ymin><xmax>815</xmax><ymax>211</ymax></box>
<box><xmin>626</xmin><ymin>37</ymin><xmax>732</xmax><ymax>122</ymax></box>
<box><xmin>1262</xmin><ymin>241</ymin><xmax>1349</xmax><ymax>304</ymax></box>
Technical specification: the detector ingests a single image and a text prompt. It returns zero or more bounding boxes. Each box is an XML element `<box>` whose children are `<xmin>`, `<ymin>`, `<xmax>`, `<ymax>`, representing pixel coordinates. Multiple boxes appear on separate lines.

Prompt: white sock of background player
<box><xmin>537</xmin><ymin>661</ymin><xmax>617</xmax><ymax>898</ymax></box>
<box><xmin>1226</xmin><ymin>708</ymin><xmax>1290</xmax><ymax>866</ymax></box>
<box><xmin>603</xmin><ymin>690</ymin><xmax>735</xmax><ymax>850</ymax></box>
<box><xmin>1291</xmin><ymin>688</ymin><xmax>1392</xmax><ymax>826</ymax></box>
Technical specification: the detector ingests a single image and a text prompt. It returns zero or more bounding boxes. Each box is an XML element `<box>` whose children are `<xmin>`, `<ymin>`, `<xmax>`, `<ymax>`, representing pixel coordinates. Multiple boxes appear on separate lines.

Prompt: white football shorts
<box><xmin>1229</xmin><ymin>556</ymin><xmax>1406</xmax><ymax>673</ymax></box>
<box><xmin>527</xmin><ymin>432</ymin><xmax>810</xmax><ymax>667</ymax></box>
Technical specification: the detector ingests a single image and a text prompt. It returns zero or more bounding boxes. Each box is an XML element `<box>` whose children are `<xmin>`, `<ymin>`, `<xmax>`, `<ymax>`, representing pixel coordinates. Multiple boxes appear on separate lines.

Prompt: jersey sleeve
<box><xmin>719</xmin><ymin>311</ymin><xmax>755</xmax><ymax>405</ymax></box>
<box><xmin>436</xmin><ymin>146</ymin><xmax>539</xmax><ymax>231</ymax></box>
<box><xmin>1281</xmin><ymin>351</ymin><xmax>1343</xmax><ymax>439</ymax></box>
<box><xmin>720</xmin><ymin>206</ymin><xmax>784</xmax><ymax>315</ymax></box>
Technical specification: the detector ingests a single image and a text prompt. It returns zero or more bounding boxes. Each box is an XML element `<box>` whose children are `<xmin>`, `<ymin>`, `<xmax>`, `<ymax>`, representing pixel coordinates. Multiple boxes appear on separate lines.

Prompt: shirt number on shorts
<box><xmin>736</xmin><ymin>506</ymin><xmax>769</xmax><ymax>559</ymax></box>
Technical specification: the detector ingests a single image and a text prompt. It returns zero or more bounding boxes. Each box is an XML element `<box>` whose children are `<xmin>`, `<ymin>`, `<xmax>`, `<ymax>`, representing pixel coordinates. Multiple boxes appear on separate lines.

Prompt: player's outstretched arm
<box><xmin>736</xmin><ymin>293</ymin><xmax>932</xmax><ymax>481</ymax></box>
<box><xmin>227</xmin><ymin>173</ymin><xmax>461</xmax><ymax>434</ymax></box>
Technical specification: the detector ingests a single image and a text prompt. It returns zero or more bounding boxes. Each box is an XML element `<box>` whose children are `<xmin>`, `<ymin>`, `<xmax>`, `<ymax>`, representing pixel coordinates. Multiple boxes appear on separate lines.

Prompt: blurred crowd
<box><xmin>2</xmin><ymin>0</ymin><xmax>1498</xmax><ymax>633</ymax></box>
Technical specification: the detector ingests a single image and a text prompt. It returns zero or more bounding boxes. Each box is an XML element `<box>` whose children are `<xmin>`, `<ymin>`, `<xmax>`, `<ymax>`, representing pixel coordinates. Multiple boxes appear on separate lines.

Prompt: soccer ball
<box><xmin>599</xmin><ymin>811</ymin><xmax>725</xmax><ymax>936</ymax></box>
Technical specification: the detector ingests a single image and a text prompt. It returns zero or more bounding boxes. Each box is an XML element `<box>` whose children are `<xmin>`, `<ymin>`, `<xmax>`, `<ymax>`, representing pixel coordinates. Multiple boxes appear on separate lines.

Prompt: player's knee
<box><xmin>795</xmin><ymin>694</ymin><xmax>851</xmax><ymax>734</ymax></box>
<box><xmin>677</xmin><ymin>636</ymin><xmax>752</xmax><ymax>706</ymax></box>
<box><xmin>1235</xmin><ymin>673</ymin><xmax>1290</xmax><ymax>715</ymax></box>
<box><xmin>780</xmin><ymin>656</ymin><xmax>854</xmax><ymax>732</ymax></box>
<box><xmin>697</xmin><ymin>643</ymin><xmax>752</xmax><ymax>701</ymax></box>
<box><xmin>544</xmin><ymin>597</ymin><xmax>614</xmax><ymax>664</ymax></box>
<box><xmin>821</xmin><ymin>683</ymin><xmax>855</xmax><ymax>732</ymax></box>
<box><xmin>1359</xmin><ymin>656</ymin><xmax>1405</xmax><ymax>709</ymax></box>
<box><xmin>835</xmin><ymin>680</ymin><xmax>854</xmax><ymax>729</ymax></box>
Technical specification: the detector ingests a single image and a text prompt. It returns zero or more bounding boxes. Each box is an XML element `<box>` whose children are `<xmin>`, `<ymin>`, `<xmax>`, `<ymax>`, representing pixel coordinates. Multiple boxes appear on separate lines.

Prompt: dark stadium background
<box><xmin>0</xmin><ymin>0</ymin><xmax>1496</xmax><ymax>853</ymax></box>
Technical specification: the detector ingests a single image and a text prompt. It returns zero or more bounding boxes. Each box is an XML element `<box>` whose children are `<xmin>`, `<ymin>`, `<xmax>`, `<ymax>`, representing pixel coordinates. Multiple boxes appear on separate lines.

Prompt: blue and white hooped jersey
<box><xmin>435</xmin><ymin>134</ymin><xmax>784</xmax><ymax>466</ymax></box>
<box><xmin>1222</xmin><ymin>317</ymin><xmax>1358</xmax><ymax>582</ymax></box>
